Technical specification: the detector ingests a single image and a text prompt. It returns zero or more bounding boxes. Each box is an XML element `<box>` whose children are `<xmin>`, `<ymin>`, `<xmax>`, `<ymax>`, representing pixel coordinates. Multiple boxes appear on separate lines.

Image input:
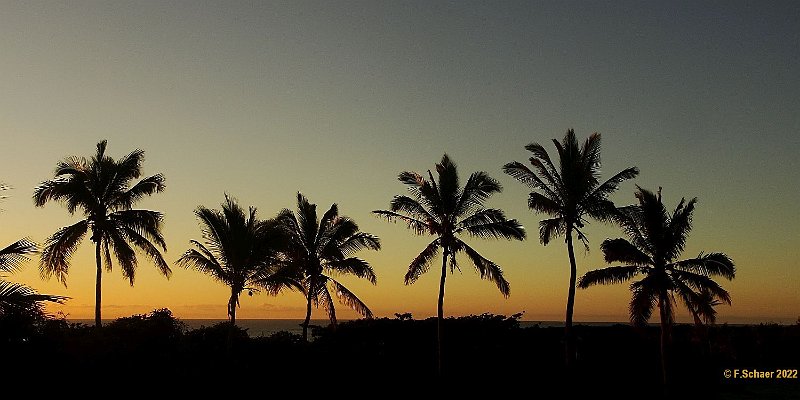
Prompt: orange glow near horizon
<box><xmin>1</xmin><ymin>2</ymin><xmax>798</xmax><ymax>325</ymax></box>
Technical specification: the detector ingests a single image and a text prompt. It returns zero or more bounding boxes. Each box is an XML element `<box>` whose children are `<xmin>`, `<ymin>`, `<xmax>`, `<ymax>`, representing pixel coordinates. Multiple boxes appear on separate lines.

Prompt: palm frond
<box><xmin>524</xmin><ymin>142</ymin><xmax>562</xmax><ymax>189</ymax></box>
<box><xmin>33</xmin><ymin>175</ymin><xmax>96</xmax><ymax>214</ymax></box>
<box><xmin>672</xmin><ymin>252</ymin><xmax>735</xmax><ymax>280</ymax></box>
<box><xmin>666</xmin><ymin>197</ymin><xmax>696</xmax><ymax>259</ymax></box>
<box><xmin>105</xmin><ymin>227</ymin><xmax>138</xmax><ymax>284</ymax></box>
<box><xmin>580</xmin><ymin>132</ymin><xmax>602</xmax><ymax>168</ymax></box>
<box><xmin>502</xmin><ymin>161</ymin><xmax>559</xmax><ymax>200</ymax></box>
<box><xmin>316</xmin><ymin>203</ymin><xmax>340</xmax><ymax>251</ymax></box>
<box><xmin>330</xmin><ymin>278</ymin><xmax>373</xmax><ymax>319</ymax></box>
<box><xmin>338</xmin><ymin>232</ymin><xmax>381</xmax><ymax>257</ymax></box>
<box><xmin>112</xmin><ymin>174</ymin><xmax>166</xmax><ymax>210</ymax></box>
<box><xmin>600</xmin><ymin>238</ymin><xmax>651</xmax><ymax>265</ymax></box>
<box><xmin>458</xmin><ymin>240</ymin><xmax>510</xmax><ymax>297</ymax></box>
<box><xmin>538</xmin><ymin>217</ymin><xmax>565</xmax><ymax>245</ymax></box>
<box><xmin>315</xmin><ymin>280</ymin><xmax>337</xmax><ymax>325</ymax></box>
<box><xmin>590</xmin><ymin>167</ymin><xmax>640</xmax><ymax>199</ymax></box>
<box><xmin>118</xmin><ymin>222</ymin><xmax>170</xmax><ymax>278</ymax></box>
<box><xmin>328</xmin><ymin>257</ymin><xmax>377</xmax><ymax>284</ymax></box>
<box><xmin>372</xmin><ymin>210</ymin><xmax>430</xmax><ymax>235</ymax></box>
<box><xmin>435</xmin><ymin>154</ymin><xmax>460</xmax><ymax>216</ymax></box>
<box><xmin>0</xmin><ymin>238</ymin><xmax>37</xmax><ymax>274</ymax></box>
<box><xmin>113</xmin><ymin>147</ymin><xmax>145</xmax><ymax>181</ymax></box>
<box><xmin>527</xmin><ymin>192</ymin><xmax>561</xmax><ymax>216</ymax></box>
<box><xmin>671</xmin><ymin>269</ymin><xmax>731</xmax><ymax>304</ymax></box>
<box><xmin>581</xmin><ymin>198</ymin><xmax>618</xmax><ymax>224</ymax></box>
<box><xmin>454</xmin><ymin>171</ymin><xmax>502</xmax><ymax>217</ymax></box>
<box><xmin>388</xmin><ymin>195</ymin><xmax>436</xmax><ymax>223</ymax></box>
<box><xmin>457</xmin><ymin>208</ymin><xmax>526</xmax><ymax>240</ymax></box>
<box><xmin>398</xmin><ymin>171</ymin><xmax>440</xmax><ymax>212</ymax></box>
<box><xmin>629</xmin><ymin>277</ymin><xmax>658</xmax><ymax>326</ymax></box>
<box><xmin>295</xmin><ymin>192</ymin><xmax>319</xmax><ymax>251</ymax></box>
<box><xmin>528</xmin><ymin>158</ymin><xmax>563</xmax><ymax>195</ymax></box>
<box><xmin>40</xmin><ymin>220</ymin><xmax>89</xmax><ymax>285</ymax></box>
<box><xmin>176</xmin><ymin>247</ymin><xmax>228</xmax><ymax>284</ymax></box>
<box><xmin>0</xmin><ymin>281</ymin><xmax>68</xmax><ymax>316</ymax></box>
<box><xmin>613</xmin><ymin>204</ymin><xmax>654</xmax><ymax>257</ymax></box>
<box><xmin>251</xmin><ymin>263</ymin><xmax>303</xmax><ymax>295</ymax></box>
<box><xmin>578</xmin><ymin>265</ymin><xmax>640</xmax><ymax>288</ymax></box>
<box><xmin>109</xmin><ymin>209</ymin><xmax>167</xmax><ymax>250</ymax></box>
<box><xmin>404</xmin><ymin>239</ymin><xmax>440</xmax><ymax>284</ymax></box>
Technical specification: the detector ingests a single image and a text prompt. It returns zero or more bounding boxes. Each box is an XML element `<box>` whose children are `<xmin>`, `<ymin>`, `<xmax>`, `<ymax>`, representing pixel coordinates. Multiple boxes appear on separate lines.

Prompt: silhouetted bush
<box><xmin>3</xmin><ymin>309</ymin><xmax>798</xmax><ymax>396</ymax></box>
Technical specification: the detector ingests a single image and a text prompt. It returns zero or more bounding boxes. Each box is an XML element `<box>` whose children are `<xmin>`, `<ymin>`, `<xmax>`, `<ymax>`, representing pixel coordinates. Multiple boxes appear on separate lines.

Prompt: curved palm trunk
<box><xmin>302</xmin><ymin>278</ymin><xmax>314</xmax><ymax>342</ymax></box>
<box><xmin>658</xmin><ymin>293</ymin><xmax>671</xmax><ymax>386</ymax></box>
<box><xmin>228</xmin><ymin>288</ymin><xmax>238</xmax><ymax>326</ymax></box>
<box><xmin>437</xmin><ymin>250</ymin><xmax>448</xmax><ymax>375</ymax></box>
<box><xmin>226</xmin><ymin>289</ymin><xmax>239</xmax><ymax>354</ymax></box>
<box><xmin>564</xmin><ymin>230</ymin><xmax>578</xmax><ymax>367</ymax></box>
<box><xmin>94</xmin><ymin>240</ymin><xmax>102</xmax><ymax>328</ymax></box>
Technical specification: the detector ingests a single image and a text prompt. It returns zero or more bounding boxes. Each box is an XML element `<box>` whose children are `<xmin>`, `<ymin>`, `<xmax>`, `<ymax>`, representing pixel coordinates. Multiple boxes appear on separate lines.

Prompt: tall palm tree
<box><xmin>279</xmin><ymin>193</ymin><xmax>380</xmax><ymax>342</ymax></box>
<box><xmin>374</xmin><ymin>154</ymin><xmax>526</xmax><ymax>373</ymax></box>
<box><xmin>0</xmin><ymin>238</ymin><xmax>66</xmax><ymax>318</ymax></box>
<box><xmin>177</xmin><ymin>195</ymin><xmax>299</xmax><ymax>325</ymax></box>
<box><xmin>578</xmin><ymin>186</ymin><xmax>735</xmax><ymax>384</ymax></box>
<box><xmin>33</xmin><ymin>140</ymin><xmax>169</xmax><ymax>328</ymax></box>
<box><xmin>503</xmin><ymin>129</ymin><xmax>638</xmax><ymax>366</ymax></box>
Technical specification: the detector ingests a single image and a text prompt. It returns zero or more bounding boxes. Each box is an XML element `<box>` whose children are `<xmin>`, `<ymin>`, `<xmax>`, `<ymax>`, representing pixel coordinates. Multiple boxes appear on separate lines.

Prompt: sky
<box><xmin>0</xmin><ymin>0</ymin><xmax>797</xmax><ymax>323</ymax></box>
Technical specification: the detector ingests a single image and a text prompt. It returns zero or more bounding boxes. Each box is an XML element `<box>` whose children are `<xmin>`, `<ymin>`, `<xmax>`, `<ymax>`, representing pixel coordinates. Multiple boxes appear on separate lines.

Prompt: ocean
<box><xmin>69</xmin><ymin>319</ymin><xmax>626</xmax><ymax>337</ymax></box>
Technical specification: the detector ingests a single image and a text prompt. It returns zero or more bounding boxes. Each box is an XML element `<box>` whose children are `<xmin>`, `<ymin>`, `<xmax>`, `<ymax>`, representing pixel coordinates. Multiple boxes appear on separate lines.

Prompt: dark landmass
<box><xmin>2</xmin><ymin>309</ymin><xmax>798</xmax><ymax>397</ymax></box>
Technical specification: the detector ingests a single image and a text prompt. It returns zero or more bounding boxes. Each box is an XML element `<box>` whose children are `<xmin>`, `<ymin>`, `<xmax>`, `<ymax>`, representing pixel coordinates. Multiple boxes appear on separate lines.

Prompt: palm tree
<box><xmin>279</xmin><ymin>193</ymin><xmax>380</xmax><ymax>342</ymax></box>
<box><xmin>0</xmin><ymin>238</ymin><xmax>66</xmax><ymax>318</ymax></box>
<box><xmin>503</xmin><ymin>129</ymin><xmax>638</xmax><ymax>366</ymax></box>
<box><xmin>374</xmin><ymin>154</ymin><xmax>526</xmax><ymax>373</ymax></box>
<box><xmin>33</xmin><ymin>140</ymin><xmax>169</xmax><ymax>328</ymax></box>
<box><xmin>177</xmin><ymin>195</ymin><xmax>299</xmax><ymax>325</ymax></box>
<box><xmin>578</xmin><ymin>186</ymin><xmax>735</xmax><ymax>384</ymax></box>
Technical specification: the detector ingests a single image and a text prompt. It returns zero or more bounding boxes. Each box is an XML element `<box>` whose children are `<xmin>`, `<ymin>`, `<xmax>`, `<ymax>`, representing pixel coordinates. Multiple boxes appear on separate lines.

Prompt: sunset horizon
<box><xmin>1</xmin><ymin>1</ymin><xmax>797</xmax><ymax>328</ymax></box>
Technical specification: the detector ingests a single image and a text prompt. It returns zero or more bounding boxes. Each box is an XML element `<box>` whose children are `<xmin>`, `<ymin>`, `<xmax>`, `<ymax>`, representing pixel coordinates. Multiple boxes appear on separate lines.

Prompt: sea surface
<box><xmin>69</xmin><ymin>319</ymin><xmax>625</xmax><ymax>337</ymax></box>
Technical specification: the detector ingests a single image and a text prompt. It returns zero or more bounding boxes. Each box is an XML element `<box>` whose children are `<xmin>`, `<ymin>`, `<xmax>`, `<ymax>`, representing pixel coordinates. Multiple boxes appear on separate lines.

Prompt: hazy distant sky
<box><xmin>1</xmin><ymin>1</ymin><xmax>797</xmax><ymax>322</ymax></box>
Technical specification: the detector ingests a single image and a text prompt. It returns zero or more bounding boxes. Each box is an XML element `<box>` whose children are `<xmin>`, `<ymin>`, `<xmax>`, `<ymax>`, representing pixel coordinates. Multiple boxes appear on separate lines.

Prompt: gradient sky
<box><xmin>1</xmin><ymin>1</ymin><xmax>797</xmax><ymax>323</ymax></box>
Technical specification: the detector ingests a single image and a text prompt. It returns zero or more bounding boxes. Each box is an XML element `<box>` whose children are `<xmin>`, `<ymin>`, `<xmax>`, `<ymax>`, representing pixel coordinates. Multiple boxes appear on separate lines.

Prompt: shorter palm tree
<box><xmin>374</xmin><ymin>154</ymin><xmax>526</xmax><ymax>373</ymax></box>
<box><xmin>503</xmin><ymin>129</ymin><xmax>639</xmax><ymax>367</ymax></box>
<box><xmin>578</xmin><ymin>186</ymin><xmax>735</xmax><ymax>385</ymax></box>
<box><xmin>279</xmin><ymin>193</ymin><xmax>380</xmax><ymax>341</ymax></box>
<box><xmin>0</xmin><ymin>238</ymin><xmax>66</xmax><ymax>318</ymax></box>
<box><xmin>177</xmin><ymin>195</ymin><xmax>299</xmax><ymax>325</ymax></box>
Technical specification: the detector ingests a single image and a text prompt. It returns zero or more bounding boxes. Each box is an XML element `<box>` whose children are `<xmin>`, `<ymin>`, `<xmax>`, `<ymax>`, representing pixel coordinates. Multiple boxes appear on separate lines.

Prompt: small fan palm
<box><xmin>177</xmin><ymin>196</ymin><xmax>299</xmax><ymax>325</ymax></box>
<box><xmin>503</xmin><ymin>129</ymin><xmax>638</xmax><ymax>366</ymax></box>
<box><xmin>33</xmin><ymin>140</ymin><xmax>168</xmax><ymax>328</ymax></box>
<box><xmin>0</xmin><ymin>238</ymin><xmax>66</xmax><ymax>317</ymax></box>
<box><xmin>578</xmin><ymin>186</ymin><xmax>735</xmax><ymax>384</ymax></box>
<box><xmin>279</xmin><ymin>193</ymin><xmax>380</xmax><ymax>342</ymax></box>
<box><xmin>374</xmin><ymin>154</ymin><xmax>526</xmax><ymax>373</ymax></box>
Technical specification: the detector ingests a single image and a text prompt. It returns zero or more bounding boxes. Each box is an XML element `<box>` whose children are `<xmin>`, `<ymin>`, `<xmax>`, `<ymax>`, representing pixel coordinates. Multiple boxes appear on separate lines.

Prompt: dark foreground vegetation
<box><xmin>2</xmin><ymin>309</ymin><xmax>798</xmax><ymax>397</ymax></box>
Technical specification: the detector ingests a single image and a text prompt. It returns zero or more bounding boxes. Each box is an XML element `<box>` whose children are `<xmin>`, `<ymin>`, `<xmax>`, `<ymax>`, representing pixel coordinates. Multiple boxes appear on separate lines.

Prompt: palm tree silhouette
<box><xmin>33</xmin><ymin>140</ymin><xmax>169</xmax><ymax>328</ymax></box>
<box><xmin>503</xmin><ymin>129</ymin><xmax>638</xmax><ymax>366</ymax></box>
<box><xmin>177</xmin><ymin>195</ymin><xmax>299</xmax><ymax>325</ymax></box>
<box><xmin>578</xmin><ymin>186</ymin><xmax>735</xmax><ymax>385</ymax></box>
<box><xmin>374</xmin><ymin>154</ymin><xmax>526</xmax><ymax>373</ymax></box>
<box><xmin>279</xmin><ymin>193</ymin><xmax>380</xmax><ymax>342</ymax></box>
